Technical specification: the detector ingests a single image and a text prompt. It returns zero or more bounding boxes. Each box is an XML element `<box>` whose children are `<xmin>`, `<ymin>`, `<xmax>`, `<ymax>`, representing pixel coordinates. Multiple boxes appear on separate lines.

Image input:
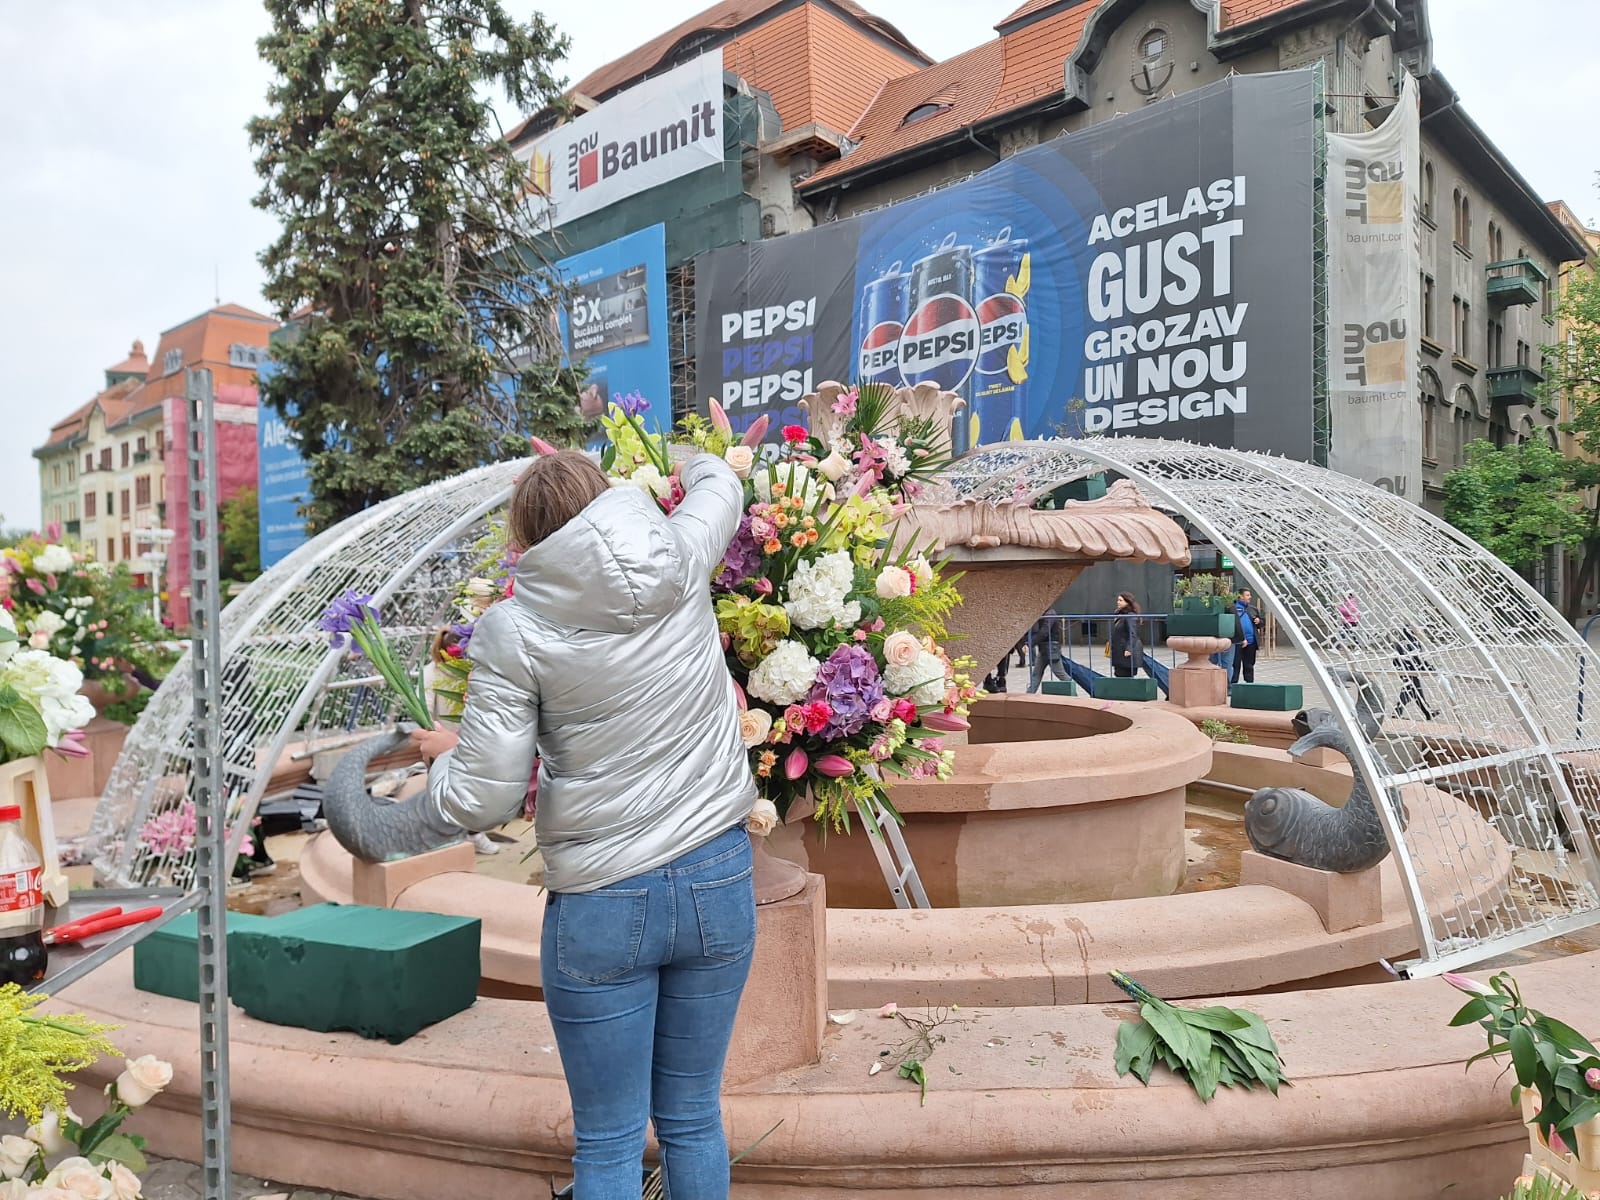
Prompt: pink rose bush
<box><xmin>598</xmin><ymin>384</ymin><xmax>978</xmax><ymax>832</ymax></box>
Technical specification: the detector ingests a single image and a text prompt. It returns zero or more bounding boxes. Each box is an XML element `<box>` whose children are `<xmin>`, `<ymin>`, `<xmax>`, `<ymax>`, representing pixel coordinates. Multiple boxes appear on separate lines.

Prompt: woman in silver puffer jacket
<box><xmin>420</xmin><ymin>449</ymin><xmax>757</xmax><ymax>1199</ymax></box>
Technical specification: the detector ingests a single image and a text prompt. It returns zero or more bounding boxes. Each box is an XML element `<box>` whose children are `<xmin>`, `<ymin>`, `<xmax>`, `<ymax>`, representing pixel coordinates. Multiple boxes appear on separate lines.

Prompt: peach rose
<box><xmin>105</xmin><ymin>1163</ymin><xmax>142</xmax><ymax>1200</ymax></box>
<box><xmin>0</xmin><ymin>1136</ymin><xmax>35</xmax><ymax>1181</ymax></box>
<box><xmin>723</xmin><ymin>446</ymin><xmax>755</xmax><ymax>479</ymax></box>
<box><xmin>816</xmin><ymin>450</ymin><xmax>851</xmax><ymax>482</ymax></box>
<box><xmin>738</xmin><ymin>708</ymin><xmax>773</xmax><ymax>747</ymax></box>
<box><xmin>874</xmin><ymin>566</ymin><xmax>913</xmax><ymax>600</ymax></box>
<box><xmin>114</xmin><ymin>1055</ymin><xmax>173</xmax><ymax>1108</ymax></box>
<box><xmin>882</xmin><ymin>630</ymin><xmax>921</xmax><ymax>668</ymax></box>
<box><xmin>745</xmin><ymin>797</ymin><xmax>779</xmax><ymax>837</ymax></box>
<box><xmin>47</xmin><ymin>1158</ymin><xmax>112</xmax><ymax>1200</ymax></box>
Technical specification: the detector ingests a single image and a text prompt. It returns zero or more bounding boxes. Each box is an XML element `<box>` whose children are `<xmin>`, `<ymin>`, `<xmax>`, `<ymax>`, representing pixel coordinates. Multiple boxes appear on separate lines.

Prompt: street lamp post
<box><xmin>136</xmin><ymin>526</ymin><xmax>176</xmax><ymax>626</ymax></box>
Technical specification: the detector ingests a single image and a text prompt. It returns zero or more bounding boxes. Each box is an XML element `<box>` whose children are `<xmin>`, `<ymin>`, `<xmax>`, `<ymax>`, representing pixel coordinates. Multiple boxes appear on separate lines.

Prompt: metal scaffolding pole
<box><xmin>186</xmin><ymin>367</ymin><xmax>232</xmax><ymax>1200</ymax></box>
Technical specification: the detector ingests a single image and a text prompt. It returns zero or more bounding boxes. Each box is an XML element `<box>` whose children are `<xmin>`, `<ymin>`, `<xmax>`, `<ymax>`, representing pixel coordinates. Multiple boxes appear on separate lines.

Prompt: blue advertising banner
<box><xmin>695</xmin><ymin>72</ymin><xmax>1317</xmax><ymax>459</ymax></box>
<box><xmin>556</xmin><ymin>223</ymin><xmax>672</xmax><ymax>434</ymax></box>
<box><xmin>256</xmin><ymin>360</ymin><xmax>313</xmax><ymax>569</ymax></box>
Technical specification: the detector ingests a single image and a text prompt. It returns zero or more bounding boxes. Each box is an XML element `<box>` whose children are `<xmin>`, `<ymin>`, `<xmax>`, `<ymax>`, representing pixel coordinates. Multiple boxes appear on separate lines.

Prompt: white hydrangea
<box><xmin>621</xmin><ymin>464</ymin><xmax>671</xmax><ymax>499</ymax></box>
<box><xmin>32</xmin><ymin>545</ymin><xmax>76</xmax><ymax>574</ymax></box>
<box><xmin>783</xmin><ymin>550</ymin><xmax>860</xmax><ymax>630</ymax></box>
<box><xmin>0</xmin><ymin>649</ymin><xmax>93</xmax><ymax>745</ymax></box>
<box><xmin>754</xmin><ymin>462</ymin><xmax>821</xmax><ymax>506</ymax></box>
<box><xmin>747</xmin><ymin>640</ymin><xmax>821</xmax><ymax>706</ymax></box>
<box><xmin>884</xmin><ymin>649</ymin><xmax>948</xmax><ymax>709</ymax></box>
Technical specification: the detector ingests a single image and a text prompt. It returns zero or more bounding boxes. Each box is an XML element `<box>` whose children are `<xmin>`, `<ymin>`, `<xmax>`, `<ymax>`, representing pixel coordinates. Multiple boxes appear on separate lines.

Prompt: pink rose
<box><xmin>883</xmin><ymin>630</ymin><xmax>920</xmax><ymax>668</ymax></box>
<box><xmin>891</xmin><ymin>698</ymin><xmax>917</xmax><ymax>723</ymax></box>
<box><xmin>869</xmin><ymin>698</ymin><xmax>893</xmax><ymax>723</ymax></box>
<box><xmin>784</xmin><ymin>705</ymin><xmax>806</xmax><ymax>731</ymax></box>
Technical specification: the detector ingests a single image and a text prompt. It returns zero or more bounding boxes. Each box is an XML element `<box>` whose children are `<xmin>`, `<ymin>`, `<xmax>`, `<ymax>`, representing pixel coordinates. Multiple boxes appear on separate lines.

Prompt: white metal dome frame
<box><xmin>91</xmin><ymin>439</ymin><xmax>1600</xmax><ymax>977</ymax></box>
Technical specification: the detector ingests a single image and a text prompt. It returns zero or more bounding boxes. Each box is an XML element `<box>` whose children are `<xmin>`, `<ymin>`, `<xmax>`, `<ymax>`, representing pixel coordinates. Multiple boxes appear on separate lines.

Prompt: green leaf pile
<box><xmin>1109</xmin><ymin>970</ymin><xmax>1288</xmax><ymax>1102</ymax></box>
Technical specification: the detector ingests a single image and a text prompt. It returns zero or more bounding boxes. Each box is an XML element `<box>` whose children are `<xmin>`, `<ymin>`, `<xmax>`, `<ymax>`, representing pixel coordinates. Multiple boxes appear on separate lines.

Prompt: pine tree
<box><xmin>249</xmin><ymin>0</ymin><xmax>590</xmax><ymax>531</ymax></box>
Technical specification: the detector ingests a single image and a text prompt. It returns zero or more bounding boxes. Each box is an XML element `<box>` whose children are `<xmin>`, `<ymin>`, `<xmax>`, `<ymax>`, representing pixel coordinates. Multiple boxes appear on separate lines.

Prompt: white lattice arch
<box><xmin>933</xmin><ymin>438</ymin><xmax>1600</xmax><ymax>975</ymax></box>
<box><xmin>92</xmin><ymin>439</ymin><xmax>1600</xmax><ymax>976</ymax></box>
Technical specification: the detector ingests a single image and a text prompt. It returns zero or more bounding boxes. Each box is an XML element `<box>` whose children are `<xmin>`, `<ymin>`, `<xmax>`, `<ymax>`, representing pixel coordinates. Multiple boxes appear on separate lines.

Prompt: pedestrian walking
<box><xmin>1231</xmin><ymin>588</ymin><xmax>1262</xmax><ymax>685</ymax></box>
<box><xmin>1336</xmin><ymin>591</ymin><xmax>1361</xmax><ymax>645</ymax></box>
<box><xmin>1110</xmin><ymin>592</ymin><xmax>1144</xmax><ymax>679</ymax></box>
<box><xmin>1392</xmin><ymin>623</ymin><xmax>1438</xmax><ymax>720</ymax></box>
<box><xmin>1027</xmin><ymin>615</ymin><xmax>1071</xmax><ymax>693</ymax></box>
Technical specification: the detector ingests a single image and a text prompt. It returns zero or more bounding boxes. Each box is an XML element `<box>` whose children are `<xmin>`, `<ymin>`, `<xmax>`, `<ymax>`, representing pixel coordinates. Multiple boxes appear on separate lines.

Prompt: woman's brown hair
<box><xmin>508</xmin><ymin>451</ymin><xmax>610</xmax><ymax>551</ymax></box>
<box><xmin>1117</xmin><ymin>591</ymin><xmax>1142</xmax><ymax>614</ymax></box>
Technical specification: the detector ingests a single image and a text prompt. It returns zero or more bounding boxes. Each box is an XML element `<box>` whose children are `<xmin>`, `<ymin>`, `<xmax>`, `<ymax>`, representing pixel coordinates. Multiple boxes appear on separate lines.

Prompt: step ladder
<box><xmin>853</xmin><ymin>792</ymin><xmax>930</xmax><ymax>909</ymax></box>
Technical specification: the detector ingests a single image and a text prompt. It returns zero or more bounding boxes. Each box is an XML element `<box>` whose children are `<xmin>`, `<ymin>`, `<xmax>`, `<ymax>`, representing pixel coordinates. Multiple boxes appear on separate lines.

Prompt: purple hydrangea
<box><xmin>448</xmin><ymin>621</ymin><xmax>477</xmax><ymax>653</ymax></box>
<box><xmin>715</xmin><ymin>514</ymin><xmax>762</xmax><ymax>592</ymax></box>
<box><xmin>806</xmin><ymin>644</ymin><xmax>885</xmax><ymax>740</ymax></box>
<box><xmin>319</xmin><ymin>590</ymin><xmax>380</xmax><ymax>652</ymax></box>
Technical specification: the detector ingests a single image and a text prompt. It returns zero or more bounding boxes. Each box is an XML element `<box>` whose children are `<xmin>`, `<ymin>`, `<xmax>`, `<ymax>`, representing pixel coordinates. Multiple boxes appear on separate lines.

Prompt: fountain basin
<box><xmin>770</xmin><ymin>695</ymin><xmax>1211</xmax><ymax>907</ymax></box>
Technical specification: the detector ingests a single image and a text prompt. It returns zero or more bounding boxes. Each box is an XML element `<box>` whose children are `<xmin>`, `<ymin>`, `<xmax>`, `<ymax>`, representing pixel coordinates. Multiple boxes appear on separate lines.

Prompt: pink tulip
<box><xmin>752</xmin><ymin>577</ymin><xmax>774</xmax><ymax>597</ymax></box>
<box><xmin>709</xmin><ymin>399</ymin><xmax>733</xmax><ymax>435</ymax></box>
<box><xmin>720</xmin><ymin>632</ymin><xmax>732</xmax><ymax>651</ymax></box>
<box><xmin>732</xmin><ymin>680</ymin><xmax>748</xmax><ymax>711</ymax></box>
<box><xmin>53</xmin><ymin>731</ymin><xmax>89</xmax><ymax>760</ymax></box>
<box><xmin>740</xmin><ymin>415</ymin><xmax>771</xmax><ymax>448</ymax></box>
<box><xmin>529</xmin><ymin>435</ymin><xmax>559</xmax><ymax>457</ymax></box>
<box><xmin>919</xmin><ymin>711</ymin><xmax>970</xmax><ymax>733</ymax></box>
<box><xmin>1442</xmin><ymin>972</ymin><xmax>1493</xmax><ymax>996</ymax></box>
<box><xmin>1586</xmin><ymin>1067</ymin><xmax>1600</xmax><ymax>1090</ymax></box>
<box><xmin>784</xmin><ymin>749</ymin><xmax>809</xmax><ymax>781</ymax></box>
<box><xmin>814</xmin><ymin>755</ymin><xmax>856</xmax><ymax>778</ymax></box>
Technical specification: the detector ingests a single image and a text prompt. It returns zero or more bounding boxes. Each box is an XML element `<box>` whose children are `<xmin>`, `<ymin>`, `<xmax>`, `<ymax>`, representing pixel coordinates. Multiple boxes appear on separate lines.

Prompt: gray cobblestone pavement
<box><xmin>140</xmin><ymin>1154</ymin><xmax>367</xmax><ymax>1200</ymax></box>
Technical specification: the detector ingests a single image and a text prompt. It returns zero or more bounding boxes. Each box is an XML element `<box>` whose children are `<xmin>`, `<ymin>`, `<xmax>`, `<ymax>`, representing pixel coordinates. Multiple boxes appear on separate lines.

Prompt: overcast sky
<box><xmin>0</xmin><ymin>0</ymin><xmax>1593</xmax><ymax>529</ymax></box>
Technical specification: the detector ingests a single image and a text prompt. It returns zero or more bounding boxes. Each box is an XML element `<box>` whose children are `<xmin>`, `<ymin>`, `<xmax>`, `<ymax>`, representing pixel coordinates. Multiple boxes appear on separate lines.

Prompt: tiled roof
<box><xmin>105</xmin><ymin>339</ymin><xmax>148</xmax><ymax>379</ymax></box>
<box><xmin>1219</xmin><ymin>0</ymin><xmax>1314</xmax><ymax>28</ymax></box>
<box><xmin>993</xmin><ymin>4</ymin><xmax>1094</xmax><ymax>111</ymax></box>
<box><xmin>140</xmin><ymin>304</ymin><xmax>278</xmax><ymax>408</ymax></box>
<box><xmin>39</xmin><ymin>378</ymin><xmax>142</xmax><ymax>451</ymax></box>
<box><xmin>565</xmin><ymin>0</ymin><xmax>927</xmax><ymax>108</ymax></box>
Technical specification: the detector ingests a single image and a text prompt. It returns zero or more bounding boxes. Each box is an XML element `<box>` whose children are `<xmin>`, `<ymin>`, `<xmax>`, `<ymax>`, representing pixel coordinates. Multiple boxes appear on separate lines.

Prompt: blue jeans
<box><xmin>542</xmin><ymin>824</ymin><xmax>756</xmax><ymax>1199</ymax></box>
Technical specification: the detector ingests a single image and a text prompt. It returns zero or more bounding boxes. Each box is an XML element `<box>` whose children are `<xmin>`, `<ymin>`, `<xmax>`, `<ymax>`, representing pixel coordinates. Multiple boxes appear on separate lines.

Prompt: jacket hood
<box><xmin>513</xmin><ymin>486</ymin><xmax>684</xmax><ymax>633</ymax></box>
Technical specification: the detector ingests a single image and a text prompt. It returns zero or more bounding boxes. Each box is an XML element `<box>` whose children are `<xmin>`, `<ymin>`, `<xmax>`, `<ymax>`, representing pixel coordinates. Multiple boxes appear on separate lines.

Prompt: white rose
<box><xmin>30</xmin><ymin>611</ymin><xmax>66</xmax><ymax>637</ymax></box>
<box><xmin>48</xmin><ymin>1158</ymin><xmax>112</xmax><ymax>1200</ymax></box>
<box><xmin>33</xmin><ymin>546</ymin><xmax>76</xmax><ymax>574</ymax></box>
<box><xmin>104</xmin><ymin>1162</ymin><xmax>142</xmax><ymax>1200</ymax></box>
<box><xmin>882</xmin><ymin>630</ymin><xmax>921</xmax><ymax>669</ymax></box>
<box><xmin>738</xmin><ymin>708</ymin><xmax>773</xmax><ymax>747</ymax></box>
<box><xmin>0</xmin><ymin>1178</ymin><xmax>31</xmax><ymax>1200</ymax></box>
<box><xmin>0</xmin><ymin>1135</ymin><xmax>35</xmax><ymax>1180</ymax></box>
<box><xmin>28</xmin><ymin>1188</ymin><xmax>79</xmax><ymax>1200</ymax></box>
<box><xmin>874</xmin><ymin>566</ymin><xmax>913</xmax><ymax>600</ymax></box>
<box><xmin>25</xmin><ymin>1108</ymin><xmax>79</xmax><ymax>1157</ymax></box>
<box><xmin>816</xmin><ymin>450</ymin><xmax>851</xmax><ymax>482</ymax></box>
<box><xmin>745</xmin><ymin>797</ymin><xmax>779</xmax><ymax>837</ymax></box>
<box><xmin>114</xmin><ymin>1055</ymin><xmax>173</xmax><ymax>1108</ymax></box>
<box><xmin>723</xmin><ymin>446</ymin><xmax>755</xmax><ymax>479</ymax></box>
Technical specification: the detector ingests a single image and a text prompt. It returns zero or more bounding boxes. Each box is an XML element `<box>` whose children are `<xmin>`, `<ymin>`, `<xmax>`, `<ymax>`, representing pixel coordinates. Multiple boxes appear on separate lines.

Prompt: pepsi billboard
<box><xmin>695</xmin><ymin>71</ymin><xmax>1316</xmax><ymax>458</ymax></box>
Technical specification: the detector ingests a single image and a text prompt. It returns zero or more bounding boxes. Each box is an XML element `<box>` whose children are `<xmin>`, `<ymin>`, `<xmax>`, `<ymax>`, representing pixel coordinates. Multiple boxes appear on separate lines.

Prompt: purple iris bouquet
<box><xmin>319</xmin><ymin>589</ymin><xmax>434</xmax><ymax>729</ymax></box>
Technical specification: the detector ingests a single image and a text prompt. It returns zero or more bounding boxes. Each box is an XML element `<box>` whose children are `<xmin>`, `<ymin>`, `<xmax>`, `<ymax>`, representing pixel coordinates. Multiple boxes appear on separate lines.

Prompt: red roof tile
<box><xmin>1220</xmin><ymin>0</ymin><xmax>1314</xmax><ymax>28</ymax></box>
<box><xmin>105</xmin><ymin>339</ymin><xmax>148</xmax><ymax>379</ymax></box>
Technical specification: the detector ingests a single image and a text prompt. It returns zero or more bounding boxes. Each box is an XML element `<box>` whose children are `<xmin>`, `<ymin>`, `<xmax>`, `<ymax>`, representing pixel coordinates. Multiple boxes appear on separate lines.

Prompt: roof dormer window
<box><xmin>901</xmin><ymin>102</ymin><xmax>951</xmax><ymax>127</ymax></box>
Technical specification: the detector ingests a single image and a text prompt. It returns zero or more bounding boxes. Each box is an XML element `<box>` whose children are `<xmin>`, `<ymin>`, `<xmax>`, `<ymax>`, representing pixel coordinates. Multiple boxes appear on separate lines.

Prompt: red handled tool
<box><xmin>46</xmin><ymin>906</ymin><xmax>162</xmax><ymax>946</ymax></box>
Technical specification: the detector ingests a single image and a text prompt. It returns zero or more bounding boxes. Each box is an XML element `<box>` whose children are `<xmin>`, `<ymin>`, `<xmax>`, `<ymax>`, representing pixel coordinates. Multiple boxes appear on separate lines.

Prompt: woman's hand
<box><xmin>411</xmin><ymin>727</ymin><xmax>459</xmax><ymax>762</ymax></box>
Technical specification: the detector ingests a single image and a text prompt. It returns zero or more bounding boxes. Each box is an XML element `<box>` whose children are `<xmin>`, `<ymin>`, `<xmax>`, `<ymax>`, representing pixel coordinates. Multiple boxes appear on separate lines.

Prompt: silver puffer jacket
<box><xmin>426</xmin><ymin>454</ymin><xmax>756</xmax><ymax>894</ymax></box>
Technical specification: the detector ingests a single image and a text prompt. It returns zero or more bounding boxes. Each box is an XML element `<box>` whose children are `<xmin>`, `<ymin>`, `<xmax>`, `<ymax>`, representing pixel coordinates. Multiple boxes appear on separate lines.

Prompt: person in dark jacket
<box><xmin>1027</xmin><ymin>616</ymin><xmax>1071</xmax><ymax>692</ymax></box>
<box><xmin>1231</xmin><ymin>589</ymin><xmax>1263</xmax><ymax>685</ymax></box>
<box><xmin>1392</xmin><ymin>623</ymin><xmax>1438</xmax><ymax>720</ymax></box>
<box><xmin>1110</xmin><ymin>592</ymin><xmax>1144</xmax><ymax>678</ymax></box>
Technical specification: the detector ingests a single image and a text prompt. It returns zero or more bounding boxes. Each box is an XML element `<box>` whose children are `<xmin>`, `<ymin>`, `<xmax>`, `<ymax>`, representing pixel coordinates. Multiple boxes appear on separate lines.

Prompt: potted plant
<box><xmin>1446</xmin><ymin>972</ymin><xmax>1600</xmax><ymax>1189</ymax></box>
<box><xmin>1168</xmin><ymin>574</ymin><xmax>1237</xmax><ymax>638</ymax></box>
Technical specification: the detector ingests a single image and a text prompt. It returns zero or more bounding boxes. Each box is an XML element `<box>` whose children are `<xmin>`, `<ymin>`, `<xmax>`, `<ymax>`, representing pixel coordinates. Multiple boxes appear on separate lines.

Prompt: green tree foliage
<box><xmin>249</xmin><ymin>0</ymin><xmax>591</xmax><ymax>531</ymax></box>
<box><xmin>219</xmin><ymin>487</ymin><xmax>262</xmax><ymax>584</ymax></box>
<box><xmin>1546</xmin><ymin>256</ymin><xmax>1600</xmax><ymax>617</ymax></box>
<box><xmin>1443</xmin><ymin>439</ymin><xmax>1588</xmax><ymax>579</ymax></box>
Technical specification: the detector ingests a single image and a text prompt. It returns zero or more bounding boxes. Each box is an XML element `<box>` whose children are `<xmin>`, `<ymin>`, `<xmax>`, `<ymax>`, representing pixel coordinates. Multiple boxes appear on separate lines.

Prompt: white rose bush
<box><xmin>1</xmin><ymin>984</ymin><xmax>172</xmax><ymax>1197</ymax></box>
<box><xmin>595</xmin><ymin>382</ymin><xmax>977</xmax><ymax>833</ymax></box>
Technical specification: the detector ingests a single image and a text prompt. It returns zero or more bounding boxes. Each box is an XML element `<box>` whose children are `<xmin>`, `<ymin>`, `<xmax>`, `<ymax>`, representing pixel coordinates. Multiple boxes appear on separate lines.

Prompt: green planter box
<box><xmin>1166</xmin><ymin>613</ymin><xmax>1236</xmax><ymax>639</ymax></box>
<box><xmin>1047</xmin><ymin>476</ymin><xmax>1107</xmax><ymax>504</ymax></box>
<box><xmin>1230</xmin><ymin>683</ymin><xmax>1303</xmax><ymax>712</ymax></box>
<box><xmin>133</xmin><ymin>912</ymin><xmax>274</xmax><ymax>1003</ymax></box>
<box><xmin>1040</xmin><ymin>680</ymin><xmax>1078</xmax><ymax>696</ymax></box>
<box><xmin>1091</xmin><ymin>676</ymin><xmax>1158</xmax><ymax>702</ymax></box>
<box><xmin>228</xmin><ymin>904</ymin><xmax>481</xmax><ymax>1044</ymax></box>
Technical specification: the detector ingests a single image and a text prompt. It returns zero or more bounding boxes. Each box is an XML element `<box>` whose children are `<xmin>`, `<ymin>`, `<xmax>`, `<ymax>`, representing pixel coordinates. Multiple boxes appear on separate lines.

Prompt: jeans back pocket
<box><xmin>689</xmin><ymin>865</ymin><xmax>756</xmax><ymax>962</ymax></box>
<box><xmin>554</xmin><ymin>887</ymin><xmax>650</xmax><ymax>985</ymax></box>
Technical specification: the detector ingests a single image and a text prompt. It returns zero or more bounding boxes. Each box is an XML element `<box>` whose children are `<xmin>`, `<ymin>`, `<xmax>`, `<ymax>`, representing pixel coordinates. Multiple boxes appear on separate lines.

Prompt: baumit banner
<box><xmin>518</xmin><ymin>52</ymin><xmax>725</xmax><ymax>229</ymax></box>
<box><xmin>695</xmin><ymin>71</ymin><xmax>1317</xmax><ymax>458</ymax></box>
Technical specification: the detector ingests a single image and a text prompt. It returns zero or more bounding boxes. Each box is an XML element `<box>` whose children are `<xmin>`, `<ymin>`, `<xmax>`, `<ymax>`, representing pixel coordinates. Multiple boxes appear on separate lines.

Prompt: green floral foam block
<box><xmin>227</xmin><ymin>905</ymin><xmax>481</xmax><ymax>1044</ymax></box>
<box><xmin>1230</xmin><ymin>683</ymin><xmax>1303</xmax><ymax>712</ymax></box>
<box><xmin>132</xmin><ymin>912</ymin><xmax>273</xmax><ymax>1004</ymax></box>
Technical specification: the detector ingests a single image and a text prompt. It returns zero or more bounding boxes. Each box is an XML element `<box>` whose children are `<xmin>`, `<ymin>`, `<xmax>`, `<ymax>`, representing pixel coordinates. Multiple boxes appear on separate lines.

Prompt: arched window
<box><xmin>1420</xmin><ymin>368</ymin><xmax>1442</xmax><ymax>462</ymax></box>
<box><xmin>1421</xmin><ymin>161</ymin><xmax>1435</xmax><ymax>223</ymax></box>
<box><xmin>901</xmin><ymin>102</ymin><xmax>951</xmax><ymax>127</ymax></box>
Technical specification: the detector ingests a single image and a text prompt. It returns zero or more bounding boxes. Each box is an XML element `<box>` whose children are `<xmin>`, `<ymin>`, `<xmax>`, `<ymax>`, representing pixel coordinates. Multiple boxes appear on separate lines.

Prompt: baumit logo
<box><xmin>566</xmin><ymin>101</ymin><xmax>718</xmax><ymax>193</ymax></box>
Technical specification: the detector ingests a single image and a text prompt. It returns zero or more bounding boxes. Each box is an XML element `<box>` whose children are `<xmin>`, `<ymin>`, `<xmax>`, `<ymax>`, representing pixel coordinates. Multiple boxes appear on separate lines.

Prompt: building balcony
<box><xmin>133</xmin><ymin>450</ymin><xmax>151</xmax><ymax>464</ymax></box>
<box><xmin>64</xmin><ymin>521</ymin><xmax>80</xmax><ymax>536</ymax></box>
<box><xmin>1487</xmin><ymin>364</ymin><xmax>1545</xmax><ymax>407</ymax></box>
<box><xmin>1486</xmin><ymin>258</ymin><xmax>1547</xmax><ymax>309</ymax></box>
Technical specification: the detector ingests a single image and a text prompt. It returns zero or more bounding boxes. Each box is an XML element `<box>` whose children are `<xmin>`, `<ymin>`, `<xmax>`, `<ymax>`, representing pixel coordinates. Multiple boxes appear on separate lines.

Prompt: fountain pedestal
<box><xmin>1167</xmin><ymin>635</ymin><xmax>1234</xmax><ymax>709</ymax></box>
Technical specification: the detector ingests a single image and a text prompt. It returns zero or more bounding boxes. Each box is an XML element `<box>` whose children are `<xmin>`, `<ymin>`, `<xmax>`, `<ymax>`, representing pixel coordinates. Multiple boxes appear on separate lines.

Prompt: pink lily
<box><xmin>529</xmin><ymin>435</ymin><xmax>559</xmax><ymax>456</ymax></box>
<box><xmin>1442</xmin><ymin>972</ymin><xmax>1493</xmax><ymax>996</ymax></box>
<box><xmin>785</xmin><ymin>748</ymin><xmax>809</xmax><ymax>781</ymax></box>
<box><xmin>814</xmin><ymin>754</ymin><xmax>856</xmax><ymax>778</ymax></box>
<box><xmin>732</xmin><ymin>680</ymin><xmax>748</xmax><ymax>711</ymax></box>
<box><xmin>52</xmin><ymin>730</ymin><xmax>90</xmax><ymax>760</ymax></box>
<box><xmin>708</xmin><ymin>399</ymin><xmax>733</xmax><ymax>435</ymax></box>
<box><xmin>752</xmin><ymin>577</ymin><xmax>774</xmax><ymax>597</ymax></box>
<box><xmin>919</xmin><ymin>711</ymin><xmax>970</xmax><ymax>733</ymax></box>
<box><xmin>740</xmin><ymin>414</ymin><xmax>771</xmax><ymax>448</ymax></box>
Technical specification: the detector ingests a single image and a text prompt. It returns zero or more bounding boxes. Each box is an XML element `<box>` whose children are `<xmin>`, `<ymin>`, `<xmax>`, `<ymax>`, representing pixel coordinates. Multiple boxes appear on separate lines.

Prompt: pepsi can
<box><xmin>900</xmin><ymin>233</ymin><xmax>979</xmax><ymax>453</ymax></box>
<box><xmin>973</xmin><ymin>227</ymin><xmax>1030</xmax><ymax>441</ymax></box>
<box><xmin>858</xmin><ymin>262</ymin><xmax>909</xmax><ymax>388</ymax></box>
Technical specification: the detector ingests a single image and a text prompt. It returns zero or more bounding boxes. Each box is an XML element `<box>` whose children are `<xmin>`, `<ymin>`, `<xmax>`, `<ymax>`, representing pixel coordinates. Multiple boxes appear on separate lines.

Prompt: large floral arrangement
<box><xmin>598</xmin><ymin>384</ymin><xmax>976</xmax><ymax>831</ymax></box>
<box><xmin>0</xmin><ymin>530</ymin><xmax>179</xmax><ymax>721</ymax></box>
<box><xmin>0</xmin><ymin>613</ymin><xmax>94</xmax><ymax>766</ymax></box>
